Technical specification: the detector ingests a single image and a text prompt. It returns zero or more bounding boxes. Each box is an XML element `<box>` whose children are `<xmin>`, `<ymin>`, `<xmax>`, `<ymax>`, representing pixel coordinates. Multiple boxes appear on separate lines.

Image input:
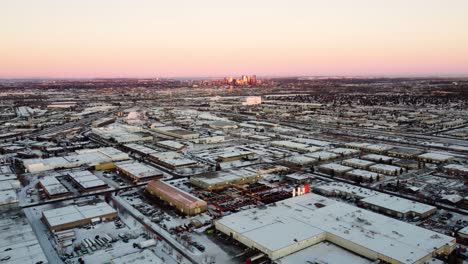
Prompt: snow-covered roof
<box><xmin>42</xmin><ymin>202</ymin><xmax>116</xmax><ymax>227</ymax></box>
<box><xmin>318</xmin><ymin>163</ymin><xmax>353</xmax><ymax>173</ymax></box>
<box><xmin>215</xmin><ymin>193</ymin><xmax>454</xmax><ymax>262</ymax></box>
<box><xmin>418</xmin><ymin>152</ymin><xmax>454</xmax><ymax>162</ymax></box>
<box><xmin>361</xmin><ymin>193</ymin><xmax>436</xmax><ymax>215</ymax></box>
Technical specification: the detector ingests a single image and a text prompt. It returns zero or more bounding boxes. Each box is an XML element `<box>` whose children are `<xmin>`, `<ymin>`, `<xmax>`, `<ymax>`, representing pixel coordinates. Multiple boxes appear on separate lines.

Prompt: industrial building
<box><xmin>345</xmin><ymin>169</ymin><xmax>383</xmax><ymax>182</ymax></box>
<box><xmin>369</xmin><ymin>164</ymin><xmax>403</xmax><ymax>176</ymax></box>
<box><xmin>362</xmin><ymin>154</ymin><xmax>394</xmax><ymax>164</ymax></box>
<box><xmin>216</xmin><ymin>149</ymin><xmax>255</xmax><ymax>162</ymax></box>
<box><xmin>39</xmin><ymin>176</ymin><xmax>70</xmax><ymax>198</ymax></box>
<box><xmin>283</xmin><ymin>155</ymin><xmax>316</xmax><ymax>167</ymax></box>
<box><xmin>42</xmin><ymin>202</ymin><xmax>118</xmax><ymax>232</ymax></box>
<box><xmin>122</xmin><ymin>143</ymin><xmax>158</xmax><ymax>157</ymax></box>
<box><xmin>155</xmin><ymin>140</ymin><xmax>186</xmax><ymax>151</ymax></box>
<box><xmin>215</xmin><ymin>193</ymin><xmax>455</xmax><ymax>263</ymax></box>
<box><xmin>23</xmin><ymin>147</ymin><xmax>130</xmax><ymax>173</ymax></box>
<box><xmin>156</xmin><ymin>157</ymin><xmax>198</xmax><ymax>170</ymax></box>
<box><xmin>151</xmin><ymin>125</ymin><xmax>199</xmax><ymax>139</ymax></box>
<box><xmin>345</xmin><ymin>142</ymin><xmax>393</xmax><ymax>154</ymax></box>
<box><xmin>360</xmin><ymin>193</ymin><xmax>437</xmax><ymax>219</ymax></box>
<box><xmin>271</xmin><ymin>140</ymin><xmax>320</xmax><ymax>153</ymax></box>
<box><xmin>146</xmin><ymin>180</ymin><xmax>207</xmax><ymax>215</ymax></box>
<box><xmin>418</xmin><ymin>152</ymin><xmax>454</xmax><ymax>164</ymax></box>
<box><xmin>388</xmin><ymin>147</ymin><xmax>424</xmax><ymax>159</ymax></box>
<box><xmin>91</xmin><ymin>124</ymin><xmax>153</xmax><ymax>143</ymax></box>
<box><xmin>305</xmin><ymin>151</ymin><xmax>338</xmax><ymax>161</ymax></box>
<box><xmin>318</xmin><ymin>163</ymin><xmax>353</xmax><ymax>175</ymax></box>
<box><xmin>68</xmin><ymin>170</ymin><xmax>108</xmax><ymax>192</ymax></box>
<box><xmin>115</xmin><ymin>162</ymin><xmax>163</xmax><ymax>183</ymax></box>
<box><xmin>342</xmin><ymin>158</ymin><xmax>375</xmax><ymax>169</ymax></box>
<box><xmin>190</xmin><ymin>168</ymin><xmax>261</xmax><ymax>190</ymax></box>
<box><xmin>444</xmin><ymin>164</ymin><xmax>468</xmax><ymax>178</ymax></box>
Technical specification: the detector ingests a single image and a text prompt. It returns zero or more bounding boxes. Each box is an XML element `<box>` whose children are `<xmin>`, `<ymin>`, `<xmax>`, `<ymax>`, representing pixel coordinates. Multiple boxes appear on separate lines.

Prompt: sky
<box><xmin>1</xmin><ymin>0</ymin><xmax>468</xmax><ymax>78</ymax></box>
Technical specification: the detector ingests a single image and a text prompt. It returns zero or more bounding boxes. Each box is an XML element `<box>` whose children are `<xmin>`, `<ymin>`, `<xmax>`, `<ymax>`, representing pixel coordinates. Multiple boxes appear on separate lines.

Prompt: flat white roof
<box><xmin>216</xmin><ymin>193</ymin><xmax>454</xmax><ymax>262</ymax></box>
<box><xmin>418</xmin><ymin>152</ymin><xmax>454</xmax><ymax>161</ymax></box>
<box><xmin>318</xmin><ymin>163</ymin><xmax>353</xmax><ymax>172</ymax></box>
<box><xmin>314</xmin><ymin>182</ymin><xmax>379</xmax><ymax>199</ymax></box>
<box><xmin>346</xmin><ymin>169</ymin><xmax>380</xmax><ymax>179</ymax></box>
<box><xmin>115</xmin><ymin>162</ymin><xmax>163</xmax><ymax>179</ymax></box>
<box><xmin>362</xmin><ymin>154</ymin><xmax>393</xmax><ymax>162</ymax></box>
<box><xmin>369</xmin><ymin>164</ymin><xmax>402</xmax><ymax>172</ymax></box>
<box><xmin>39</xmin><ymin>176</ymin><xmax>69</xmax><ymax>195</ymax></box>
<box><xmin>43</xmin><ymin>202</ymin><xmax>116</xmax><ymax>227</ymax></box>
<box><xmin>305</xmin><ymin>151</ymin><xmax>338</xmax><ymax>160</ymax></box>
<box><xmin>343</xmin><ymin>158</ymin><xmax>375</xmax><ymax>167</ymax></box>
<box><xmin>361</xmin><ymin>193</ymin><xmax>436</xmax><ymax>215</ymax></box>
<box><xmin>328</xmin><ymin>148</ymin><xmax>361</xmax><ymax>155</ymax></box>
<box><xmin>278</xmin><ymin>242</ymin><xmax>373</xmax><ymax>264</ymax></box>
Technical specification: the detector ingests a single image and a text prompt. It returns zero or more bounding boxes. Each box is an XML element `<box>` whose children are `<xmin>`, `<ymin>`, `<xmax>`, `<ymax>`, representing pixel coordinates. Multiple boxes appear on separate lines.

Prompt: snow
<box><xmin>216</xmin><ymin>193</ymin><xmax>454</xmax><ymax>262</ymax></box>
<box><xmin>277</xmin><ymin>242</ymin><xmax>373</xmax><ymax>264</ymax></box>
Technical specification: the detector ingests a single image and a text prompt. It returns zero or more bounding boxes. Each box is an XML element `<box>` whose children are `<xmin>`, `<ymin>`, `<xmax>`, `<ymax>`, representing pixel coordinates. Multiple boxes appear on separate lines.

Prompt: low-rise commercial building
<box><xmin>42</xmin><ymin>202</ymin><xmax>118</xmax><ymax>232</ymax></box>
<box><xmin>342</xmin><ymin>158</ymin><xmax>375</xmax><ymax>169</ymax></box>
<box><xmin>418</xmin><ymin>152</ymin><xmax>454</xmax><ymax>164</ymax></box>
<box><xmin>360</xmin><ymin>193</ymin><xmax>437</xmax><ymax>219</ymax></box>
<box><xmin>68</xmin><ymin>170</ymin><xmax>108</xmax><ymax>192</ymax></box>
<box><xmin>115</xmin><ymin>162</ymin><xmax>163</xmax><ymax>183</ymax></box>
<box><xmin>146</xmin><ymin>180</ymin><xmax>207</xmax><ymax>215</ymax></box>
<box><xmin>39</xmin><ymin>176</ymin><xmax>71</xmax><ymax>198</ymax></box>
<box><xmin>318</xmin><ymin>163</ymin><xmax>353</xmax><ymax>176</ymax></box>
<box><xmin>151</xmin><ymin>125</ymin><xmax>199</xmax><ymax>139</ymax></box>
<box><xmin>215</xmin><ymin>193</ymin><xmax>454</xmax><ymax>263</ymax></box>
<box><xmin>369</xmin><ymin>164</ymin><xmax>403</xmax><ymax>176</ymax></box>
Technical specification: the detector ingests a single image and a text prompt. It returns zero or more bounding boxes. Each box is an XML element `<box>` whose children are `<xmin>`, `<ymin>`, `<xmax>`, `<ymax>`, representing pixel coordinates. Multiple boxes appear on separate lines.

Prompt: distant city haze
<box><xmin>1</xmin><ymin>0</ymin><xmax>468</xmax><ymax>78</ymax></box>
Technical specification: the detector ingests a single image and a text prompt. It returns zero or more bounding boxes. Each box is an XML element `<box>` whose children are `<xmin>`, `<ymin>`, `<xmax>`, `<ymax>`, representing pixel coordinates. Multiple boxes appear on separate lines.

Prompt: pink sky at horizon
<box><xmin>1</xmin><ymin>0</ymin><xmax>468</xmax><ymax>78</ymax></box>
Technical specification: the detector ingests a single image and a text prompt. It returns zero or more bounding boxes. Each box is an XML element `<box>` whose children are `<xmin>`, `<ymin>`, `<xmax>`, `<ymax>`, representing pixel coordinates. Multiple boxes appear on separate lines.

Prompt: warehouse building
<box><xmin>195</xmin><ymin>136</ymin><xmax>225</xmax><ymax>144</ymax></box>
<box><xmin>217</xmin><ymin>149</ymin><xmax>255</xmax><ymax>162</ymax></box>
<box><xmin>156</xmin><ymin>157</ymin><xmax>198</xmax><ymax>170</ymax></box>
<box><xmin>146</xmin><ymin>180</ymin><xmax>207</xmax><ymax>216</ymax></box>
<box><xmin>23</xmin><ymin>147</ymin><xmax>130</xmax><ymax>173</ymax></box>
<box><xmin>345</xmin><ymin>169</ymin><xmax>383</xmax><ymax>182</ymax></box>
<box><xmin>208</xmin><ymin>121</ymin><xmax>238</xmax><ymax>130</ymax></box>
<box><xmin>393</xmin><ymin>159</ymin><xmax>420</xmax><ymax>170</ymax></box>
<box><xmin>215</xmin><ymin>193</ymin><xmax>455</xmax><ymax>263</ymax></box>
<box><xmin>388</xmin><ymin>147</ymin><xmax>424</xmax><ymax>159</ymax></box>
<box><xmin>342</xmin><ymin>158</ymin><xmax>375</xmax><ymax>169</ymax></box>
<box><xmin>148</xmin><ymin>151</ymin><xmax>182</xmax><ymax>162</ymax></box>
<box><xmin>151</xmin><ymin>125</ymin><xmax>199</xmax><ymax>139</ymax></box>
<box><xmin>444</xmin><ymin>164</ymin><xmax>468</xmax><ymax>178</ymax></box>
<box><xmin>360</xmin><ymin>193</ymin><xmax>437</xmax><ymax>219</ymax></box>
<box><xmin>318</xmin><ymin>163</ymin><xmax>353</xmax><ymax>176</ymax></box>
<box><xmin>115</xmin><ymin>162</ymin><xmax>164</xmax><ymax>183</ymax></box>
<box><xmin>369</xmin><ymin>164</ymin><xmax>403</xmax><ymax>176</ymax></box>
<box><xmin>345</xmin><ymin>142</ymin><xmax>393</xmax><ymax>154</ymax></box>
<box><xmin>362</xmin><ymin>154</ymin><xmax>394</xmax><ymax>164</ymax></box>
<box><xmin>68</xmin><ymin>170</ymin><xmax>108</xmax><ymax>192</ymax></box>
<box><xmin>0</xmin><ymin>189</ymin><xmax>18</xmax><ymax>211</ymax></box>
<box><xmin>190</xmin><ymin>168</ymin><xmax>261</xmax><ymax>190</ymax></box>
<box><xmin>42</xmin><ymin>202</ymin><xmax>118</xmax><ymax>232</ymax></box>
<box><xmin>39</xmin><ymin>176</ymin><xmax>71</xmax><ymax>198</ymax></box>
<box><xmin>91</xmin><ymin>124</ymin><xmax>153</xmax><ymax>143</ymax></box>
<box><xmin>271</xmin><ymin>141</ymin><xmax>320</xmax><ymax>153</ymax></box>
<box><xmin>283</xmin><ymin>155</ymin><xmax>316</xmax><ymax>167</ymax></box>
<box><xmin>122</xmin><ymin>143</ymin><xmax>158</xmax><ymax>157</ymax></box>
<box><xmin>418</xmin><ymin>152</ymin><xmax>454</xmax><ymax>164</ymax></box>
<box><xmin>328</xmin><ymin>147</ymin><xmax>361</xmax><ymax>157</ymax></box>
<box><xmin>305</xmin><ymin>151</ymin><xmax>338</xmax><ymax>161</ymax></box>
<box><xmin>155</xmin><ymin>140</ymin><xmax>186</xmax><ymax>151</ymax></box>
<box><xmin>313</xmin><ymin>182</ymin><xmax>379</xmax><ymax>199</ymax></box>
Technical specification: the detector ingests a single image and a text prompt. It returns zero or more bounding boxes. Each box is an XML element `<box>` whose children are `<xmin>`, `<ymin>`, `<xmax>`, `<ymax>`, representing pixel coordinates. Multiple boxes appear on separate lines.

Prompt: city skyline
<box><xmin>1</xmin><ymin>0</ymin><xmax>468</xmax><ymax>78</ymax></box>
